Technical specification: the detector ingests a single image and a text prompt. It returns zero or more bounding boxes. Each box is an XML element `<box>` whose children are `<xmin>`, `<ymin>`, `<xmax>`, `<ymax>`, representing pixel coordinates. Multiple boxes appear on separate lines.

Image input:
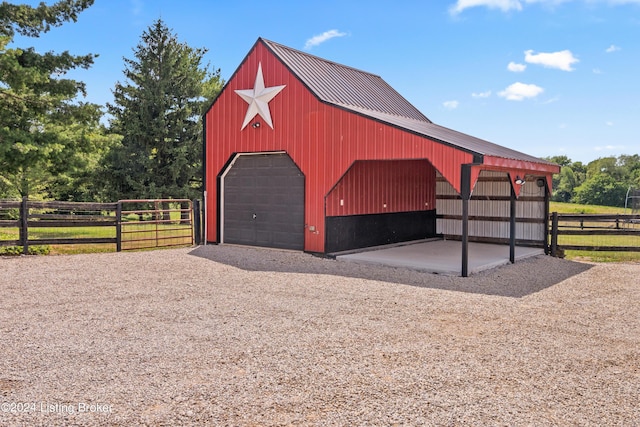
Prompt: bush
<box><xmin>0</xmin><ymin>245</ymin><xmax>51</xmax><ymax>256</ymax></box>
<box><xmin>573</xmin><ymin>173</ymin><xmax>628</xmax><ymax>207</ymax></box>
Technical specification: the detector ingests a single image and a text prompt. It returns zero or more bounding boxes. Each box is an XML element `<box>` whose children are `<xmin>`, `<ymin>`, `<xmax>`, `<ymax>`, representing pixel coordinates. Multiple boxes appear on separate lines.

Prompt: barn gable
<box><xmin>204</xmin><ymin>37</ymin><xmax>560</xmax><ymax>275</ymax></box>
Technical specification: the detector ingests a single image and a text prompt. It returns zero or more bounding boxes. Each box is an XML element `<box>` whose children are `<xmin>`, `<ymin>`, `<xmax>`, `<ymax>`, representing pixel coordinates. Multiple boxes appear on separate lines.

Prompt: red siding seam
<box><xmin>325</xmin><ymin>160</ymin><xmax>436</xmax><ymax>216</ymax></box>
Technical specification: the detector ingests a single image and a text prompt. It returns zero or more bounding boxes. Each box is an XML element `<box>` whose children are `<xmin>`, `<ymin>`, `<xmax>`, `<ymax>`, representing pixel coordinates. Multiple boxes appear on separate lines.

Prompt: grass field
<box><xmin>550</xmin><ymin>201</ymin><xmax>634</xmax><ymax>215</ymax></box>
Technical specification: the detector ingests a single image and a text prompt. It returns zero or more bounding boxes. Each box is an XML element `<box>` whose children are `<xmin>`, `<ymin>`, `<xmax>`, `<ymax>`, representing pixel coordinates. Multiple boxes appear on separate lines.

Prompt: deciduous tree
<box><xmin>573</xmin><ymin>173</ymin><xmax>628</xmax><ymax>207</ymax></box>
<box><xmin>0</xmin><ymin>0</ymin><xmax>101</xmax><ymax>199</ymax></box>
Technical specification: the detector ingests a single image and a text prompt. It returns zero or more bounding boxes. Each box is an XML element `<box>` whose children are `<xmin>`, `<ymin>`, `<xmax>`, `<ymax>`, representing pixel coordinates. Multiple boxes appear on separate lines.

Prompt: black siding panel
<box><xmin>325</xmin><ymin>210</ymin><xmax>436</xmax><ymax>253</ymax></box>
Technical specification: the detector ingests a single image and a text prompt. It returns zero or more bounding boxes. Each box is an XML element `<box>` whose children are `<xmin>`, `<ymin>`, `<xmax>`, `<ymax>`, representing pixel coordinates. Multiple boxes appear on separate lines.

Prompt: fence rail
<box><xmin>0</xmin><ymin>198</ymin><xmax>202</xmax><ymax>254</ymax></box>
<box><xmin>549</xmin><ymin>212</ymin><xmax>640</xmax><ymax>256</ymax></box>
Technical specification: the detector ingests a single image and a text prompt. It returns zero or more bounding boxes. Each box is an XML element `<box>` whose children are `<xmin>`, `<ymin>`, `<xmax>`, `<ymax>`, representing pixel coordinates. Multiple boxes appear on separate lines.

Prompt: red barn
<box><xmin>204</xmin><ymin>38</ymin><xmax>560</xmax><ymax>275</ymax></box>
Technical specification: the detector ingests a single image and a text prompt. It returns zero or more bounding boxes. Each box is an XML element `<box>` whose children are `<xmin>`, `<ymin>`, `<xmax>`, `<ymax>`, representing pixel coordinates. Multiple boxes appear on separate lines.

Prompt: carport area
<box><xmin>335</xmin><ymin>239</ymin><xmax>544</xmax><ymax>276</ymax></box>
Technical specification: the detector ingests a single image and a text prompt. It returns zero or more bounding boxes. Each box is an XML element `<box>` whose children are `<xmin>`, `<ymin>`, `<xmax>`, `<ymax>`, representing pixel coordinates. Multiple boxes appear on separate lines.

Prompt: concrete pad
<box><xmin>336</xmin><ymin>239</ymin><xmax>544</xmax><ymax>276</ymax></box>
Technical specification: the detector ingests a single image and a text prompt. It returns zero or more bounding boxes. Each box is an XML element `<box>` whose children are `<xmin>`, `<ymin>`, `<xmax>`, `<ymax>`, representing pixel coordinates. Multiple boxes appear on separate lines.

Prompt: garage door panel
<box><xmin>223</xmin><ymin>153</ymin><xmax>304</xmax><ymax>250</ymax></box>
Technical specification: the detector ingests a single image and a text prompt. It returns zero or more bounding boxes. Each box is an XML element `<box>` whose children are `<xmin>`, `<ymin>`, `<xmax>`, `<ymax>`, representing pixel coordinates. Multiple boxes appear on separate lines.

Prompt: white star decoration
<box><xmin>235</xmin><ymin>63</ymin><xmax>286</xmax><ymax>130</ymax></box>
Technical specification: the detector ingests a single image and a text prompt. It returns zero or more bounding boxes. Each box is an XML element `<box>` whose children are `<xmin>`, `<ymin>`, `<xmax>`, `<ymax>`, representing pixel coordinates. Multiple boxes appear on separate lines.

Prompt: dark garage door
<box><xmin>223</xmin><ymin>153</ymin><xmax>304</xmax><ymax>250</ymax></box>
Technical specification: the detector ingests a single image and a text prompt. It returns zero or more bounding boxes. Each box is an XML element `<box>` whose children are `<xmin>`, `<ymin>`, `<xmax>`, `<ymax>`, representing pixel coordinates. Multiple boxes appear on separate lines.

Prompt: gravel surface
<box><xmin>1</xmin><ymin>245</ymin><xmax>639</xmax><ymax>426</ymax></box>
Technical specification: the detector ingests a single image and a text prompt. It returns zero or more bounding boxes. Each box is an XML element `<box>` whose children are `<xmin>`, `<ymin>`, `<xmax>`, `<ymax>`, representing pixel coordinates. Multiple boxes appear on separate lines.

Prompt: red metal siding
<box><xmin>481</xmin><ymin>156</ymin><xmax>558</xmax><ymax>195</ymax></box>
<box><xmin>326</xmin><ymin>160</ymin><xmax>436</xmax><ymax>216</ymax></box>
<box><xmin>205</xmin><ymin>41</ymin><xmax>475</xmax><ymax>253</ymax></box>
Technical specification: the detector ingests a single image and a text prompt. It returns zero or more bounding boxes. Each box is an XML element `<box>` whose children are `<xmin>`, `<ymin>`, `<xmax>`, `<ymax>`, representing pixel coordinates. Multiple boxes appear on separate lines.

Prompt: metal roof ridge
<box><xmin>260</xmin><ymin>37</ymin><xmax>384</xmax><ymax>79</ymax></box>
<box><xmin>340</xmin><ymin>103</ymin><xmax>432</xmax><ymax>123</ymax></box>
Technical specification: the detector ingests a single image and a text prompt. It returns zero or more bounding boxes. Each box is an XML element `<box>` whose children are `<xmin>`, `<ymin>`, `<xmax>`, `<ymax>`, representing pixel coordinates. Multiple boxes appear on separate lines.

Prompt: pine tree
<box><xmin>103</xmin><ymin>19</ymin><xmax>223</xmax><ymax>203</ymax></box>
<box><xmin>0</xmin><ymin>0</ymin><xmax>100</xmax><ymax>198</ymax></box>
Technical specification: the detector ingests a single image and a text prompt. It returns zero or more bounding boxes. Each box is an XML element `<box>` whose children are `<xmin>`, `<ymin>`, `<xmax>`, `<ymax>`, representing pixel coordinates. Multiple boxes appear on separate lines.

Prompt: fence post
<box><xmin>550</xmin><ymin>211</ymin><xmax>559</xmax><ymax>257</ymax></box>
<box><xmin>193</xmin><ymin>199</ymin><xmax>201</xmax><ymax>245</ymax></box>
<box><xmin>116</xmin><ymin>201</ymin><xmax>122</xmax><ymax>252</ymax></box>
<box><xmin>20</xmin><ymin>196</ymin><xmax>28</xmax><ymax>255</ymax></box>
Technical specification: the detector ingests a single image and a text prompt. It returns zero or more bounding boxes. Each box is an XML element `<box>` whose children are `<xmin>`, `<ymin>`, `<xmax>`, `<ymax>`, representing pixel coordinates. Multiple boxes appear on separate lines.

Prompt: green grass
<box><xmin>0</xmin><ymin>225</ymin><xmax>115</xmax><ymax>255</ymax></box>
<box><xmin>563</xmin><ymin>250</ymin><xmax>640</xmax><ymax>263</ymax></box>
<box><xmin>550</xmin><ymin>201</ymin><xmax>631</xmax><ymax>214</ymax></box>
<box><xmin>550</xmin><ymin>201</ymin><xmax>640</xmax><ymax>263</ymax></box>
<box><xmin>47</xmin><ymin>243</ymin><xmax>115</xmax><ymax>255</ymax></box>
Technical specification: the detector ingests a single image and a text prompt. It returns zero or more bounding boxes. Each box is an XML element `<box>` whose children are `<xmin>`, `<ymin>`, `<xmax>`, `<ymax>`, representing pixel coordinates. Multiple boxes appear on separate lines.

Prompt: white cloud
<box><xmin>594</xmin><ymin>144</ymin><xmax>625</xmax><ymax>151</ymax></box>
<box><xmin>450</xmin><ymin>0</ymin><xmax>640</xmax><ymax>15</ymax></box>
<box><xmin>472</xmin><ymin>90</ymin><xmax>492</xmax><ymax>98</ymax></box>
<box><xmin>131</xmin><ymin>0</ymin><xmax>143</xmax><ymax>16</ymax></box>
<box><xmin>524</xmin><ymin>49</ymin><xmax>579</xmax><ymax>71</ymax></box>
<box><xmin>498</xmin><ymin>82</ymin><xmax>544</xmax><ymax>100</ymax></box>
<box><xmin>507</xmin><ymin>62</ymin><xmax>527</xmax><ymax>72</ymax></box>
<box><xmin>605</xmin><ymin>44</ymin><xmax>621</xmax><ymax>53</ymax></box>
<box><xmin>443</xmin><ymin>100</ymin><xmax>460</xmax><ymax>110</ymax></box>
<box><xmin>610</xmin><ymin>0</ymin><xmax>640</xmax><ymax>4</ymax></box>
<box><xmin>450</xmin><ymin>0</ymin><xmax>522</xmax><ymax>14</ymax></box>
<box><xmin>542</xmin><ymin>96</ymin><xmax>560</xmax><ymax>104</ymax></box>
<box><xmin>606</xmin><ymin>121</ymin><xmax>614</xmax><ymax>126</ymax></box>
<box><xmin>593</xmin><ymin>68</ymin><xmax>603</xmax><ymax>74</ymax></box>
<box><xmin>304</xmin><ymin>30</ymin><xmax>347</xmax><ymax>50</ymax></box>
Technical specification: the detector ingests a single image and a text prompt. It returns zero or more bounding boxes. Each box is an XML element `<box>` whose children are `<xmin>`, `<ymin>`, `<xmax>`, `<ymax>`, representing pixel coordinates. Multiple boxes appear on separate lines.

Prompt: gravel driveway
<box><xmin>1</xmin><ymin>245</ymin><xmax>639</xmax><ymax>426</ymax></box>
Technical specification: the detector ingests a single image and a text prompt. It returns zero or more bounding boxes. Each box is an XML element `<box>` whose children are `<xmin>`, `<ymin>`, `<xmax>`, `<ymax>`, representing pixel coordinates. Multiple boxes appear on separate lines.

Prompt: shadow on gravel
<box><xmin>188</xmin><ymin>245</ymin><xmax>593</xmax><ymax>298</ymax></box>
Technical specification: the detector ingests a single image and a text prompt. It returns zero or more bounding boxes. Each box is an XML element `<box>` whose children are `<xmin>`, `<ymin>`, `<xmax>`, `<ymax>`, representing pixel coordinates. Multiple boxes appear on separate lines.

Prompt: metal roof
<box><xmin>262</xmin><ymin>38</ymin><xmax>430</xmax><ymax>123</ymax></box>
<box><xmin>261</xmin><ymin>38</ymin><xmax>557</xmax><ymax>167</ymax></box>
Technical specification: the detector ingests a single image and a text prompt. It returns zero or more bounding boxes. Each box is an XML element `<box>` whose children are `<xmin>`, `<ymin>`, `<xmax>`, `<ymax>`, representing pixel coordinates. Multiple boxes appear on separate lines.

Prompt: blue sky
<box><xmin>11</xmin><ymin>0</ymin><xmax>640</xmax><ymax>164</ymax></box>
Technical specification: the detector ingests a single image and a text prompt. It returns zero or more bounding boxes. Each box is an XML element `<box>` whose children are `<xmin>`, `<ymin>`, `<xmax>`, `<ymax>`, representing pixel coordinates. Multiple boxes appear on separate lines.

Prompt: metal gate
<box><xmin>118</xmin><ymin>199</ymin><xmax>194</xmax><ymax>251</ymax></box>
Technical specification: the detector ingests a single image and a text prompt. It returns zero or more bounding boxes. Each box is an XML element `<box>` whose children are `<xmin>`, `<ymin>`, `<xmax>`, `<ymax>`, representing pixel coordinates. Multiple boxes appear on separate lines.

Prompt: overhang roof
<box><xmin>262</xmin><ymin>38</ymin><xmax>558</xmax><ymax>170</ymax></box>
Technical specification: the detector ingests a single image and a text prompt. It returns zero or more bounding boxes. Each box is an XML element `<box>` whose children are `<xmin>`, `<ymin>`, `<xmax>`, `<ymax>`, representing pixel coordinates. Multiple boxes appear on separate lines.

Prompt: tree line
<box><xmin>544</xmin><ymin>155</ymin><xmax>640</xmax><ymax>207</ymax></box>
<box><xmin>1</xmin><ymin>0</ymin><xmax>223</xmax><ymax>203</ymax></box>
<box><xmin>1</xmin><ymin>1</ymin><xmax>638</xmax><ymax>208</ymax></box>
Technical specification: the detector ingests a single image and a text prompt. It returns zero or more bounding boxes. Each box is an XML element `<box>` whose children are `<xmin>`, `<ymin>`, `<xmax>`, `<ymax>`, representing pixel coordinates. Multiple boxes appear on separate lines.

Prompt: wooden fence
<box><xmin>549</xmin><ymin>212</ymin><xmax>640</xmax><ymax>256</ymax></box>
<box><xmin>0</xmin><ymin>198</ymin><xmax>201</xmax><ymax>254</ymax></box>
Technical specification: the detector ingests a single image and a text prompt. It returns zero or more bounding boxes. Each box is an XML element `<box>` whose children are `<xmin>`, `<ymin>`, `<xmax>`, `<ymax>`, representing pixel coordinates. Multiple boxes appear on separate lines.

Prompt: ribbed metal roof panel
<box><xmin>262</xmin><ymin>38</ymin><xmax>431</xmax><ymax>122</ymax></box>
<box><xmin>261</xmin><ymin>38</ymin><xmax>557</xmax><ymax>169</ymax></box>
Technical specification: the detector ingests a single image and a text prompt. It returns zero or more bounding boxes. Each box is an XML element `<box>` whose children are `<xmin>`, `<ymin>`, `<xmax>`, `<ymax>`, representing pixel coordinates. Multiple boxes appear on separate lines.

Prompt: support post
<box><xmin>510</xmin><ymin>186</ymin><xmax>516</xmax><ymax>264</ymax></box>
<box><xmin>461</xmin><ymin>165</ymin><xmax>472</xmax><ymax>277</ymax></box>
<box><xmin>203</xmin><ymin>190</ymin><xmax>208</xmax><ymax>245</ymax></box>
<box><xmin>193</xmin><ymin>199</ymin><xmax>202</xmax><ymax>245</ymax></box>
<box><xmin>544</xmin><ymin>179</ymin><xmax>550</xmax><ymax>255</ymax></box>
<box><xmin>550</xmin><ymin>211</ymin><xmax>559</xmax><ymax>257</ymax></box>
<box><xmin>116</xmin><ymin>202</ymin><xmax>122</xmax><ymax>252</ymax></box>
<box><xmin>462</xmin><ymin>197</ymin><xmax>469</xmax><ymax>277</ymax></box>
<box><xmin>20</xmin><ymin>196</ymin><xmax>28</xmax><ymax>255</ymax></box>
